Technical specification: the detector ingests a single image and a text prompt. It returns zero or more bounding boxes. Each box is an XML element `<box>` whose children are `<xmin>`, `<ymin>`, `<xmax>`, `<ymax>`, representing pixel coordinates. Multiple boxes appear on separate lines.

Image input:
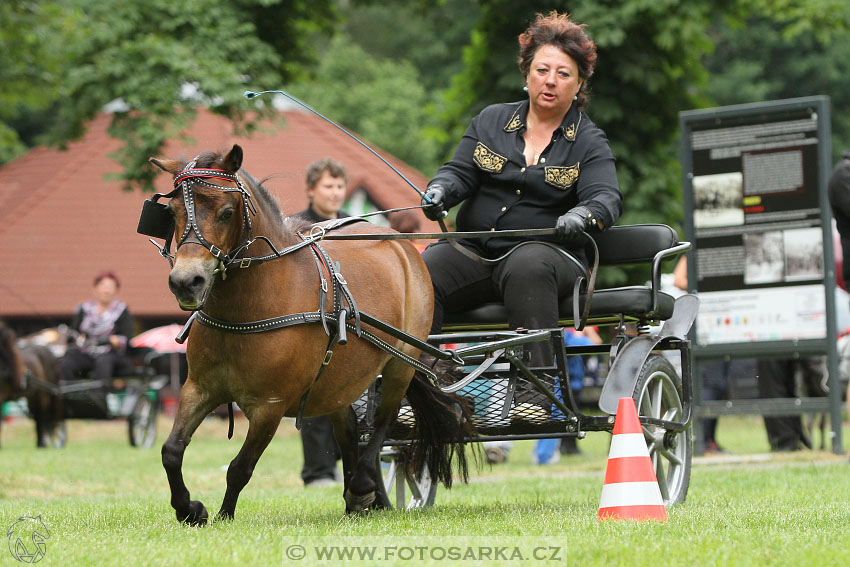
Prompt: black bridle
<box><xmin>172</xmin><ymin>167</ymin><xmax>257</xmax><ymax>275</ymax></box>
<box><xmin>138</xmin><ymin>164</ymin><xmax>329</xmax><ymax>278</ymax></box>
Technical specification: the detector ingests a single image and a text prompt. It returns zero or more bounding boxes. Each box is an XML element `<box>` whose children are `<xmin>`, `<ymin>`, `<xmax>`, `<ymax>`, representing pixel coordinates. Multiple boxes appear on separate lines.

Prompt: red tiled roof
<box><xmin>0</xmin><ymin>109</ymin><xmax>435</xmax><ymax>319</ymax></box>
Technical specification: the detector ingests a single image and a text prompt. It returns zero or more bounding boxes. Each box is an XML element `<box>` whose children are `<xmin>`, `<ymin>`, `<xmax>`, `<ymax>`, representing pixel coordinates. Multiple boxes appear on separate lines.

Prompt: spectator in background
<box><xmin>826</xmin><ymin>150</ymin><xmax>850</xmax><ymax>437</ymax></box>
<box><xmin>757</xmin><ymin>358</ymin><xmax>813</xmax><ymax>451</ymax></box>
<box><xmin>60</xmin><ymin>271</ymin><xmax>133</xmax><ymax>383</ymax></box>
<box><xmin>295</xmin><ymin>157</ymin><xmax>349</xmax><ymax>487</ymax></box>
<box><xmin>827</xmin><ymin>151</ymin><xmax>850</xmax><ymax>291</ymax></box>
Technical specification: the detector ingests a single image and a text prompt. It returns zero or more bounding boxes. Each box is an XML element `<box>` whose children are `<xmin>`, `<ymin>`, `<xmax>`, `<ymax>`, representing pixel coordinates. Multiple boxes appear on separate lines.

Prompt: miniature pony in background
<box><xmin>0</xmin><ymin>322</ymin><xmax>63</xmax><ymax>448</ymax></box>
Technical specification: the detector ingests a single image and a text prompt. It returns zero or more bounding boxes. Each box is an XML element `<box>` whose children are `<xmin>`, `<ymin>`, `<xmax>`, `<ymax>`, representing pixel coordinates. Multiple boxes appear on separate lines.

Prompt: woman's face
<box><xmin>525</xmin><ymin>43</ymin><xmax>583</xmax><ymax>117</ymax></box>
<box><xmin>94</xmin><ymin>277</ymin><xmax>119</xmax><ymax>305</ymax></box>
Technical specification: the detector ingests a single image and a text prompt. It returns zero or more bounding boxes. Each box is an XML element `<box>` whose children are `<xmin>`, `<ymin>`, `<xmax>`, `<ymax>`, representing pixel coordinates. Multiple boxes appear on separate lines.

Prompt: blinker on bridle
<box><xmin>136</xmin><ymin>163</ymin><xmax>257</xmax><ymax>278</ymax></box>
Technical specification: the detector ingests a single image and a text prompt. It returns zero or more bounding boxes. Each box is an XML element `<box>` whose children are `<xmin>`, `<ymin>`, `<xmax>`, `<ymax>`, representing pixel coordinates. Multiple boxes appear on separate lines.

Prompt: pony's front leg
<box><xmin>216</xmin><ymin>403</ymin><xmax>285</xmax><ymax>522</ymax></box>
<box><xmin>162</xmin><ymin>380</ymin><xmax>220</xmax><ymax>526</ymax></box>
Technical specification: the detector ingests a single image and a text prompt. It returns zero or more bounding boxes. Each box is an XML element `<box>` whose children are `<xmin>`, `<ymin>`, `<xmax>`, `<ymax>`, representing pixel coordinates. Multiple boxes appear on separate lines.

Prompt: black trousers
<box><xmin>756</xmin><ymin>358</ymin><xmax>811</xmax><ymax>451</ymax></box>
<box><xmin>700</xmin><ymin>359</ymin><xmax>756</xmax><ymax>444</ymax></box>
<box><xmin>299</xmin><ymin>416</ymin><xmax>340</xmax><ymax>484</ymax></box>
<box><xmin>422</xmin><ymin>240</ymin><xmax>585</xmax><ymax>366</ymax></box>
<box><xmin>59</xmin><ymin>348</ymin><xmax>131</xmax><ymax>383</ymax></box>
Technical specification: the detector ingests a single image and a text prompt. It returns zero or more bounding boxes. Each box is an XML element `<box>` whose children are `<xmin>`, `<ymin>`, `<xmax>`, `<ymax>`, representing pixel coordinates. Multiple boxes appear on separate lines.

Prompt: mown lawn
<box><xmin>1</xmin><ymin>414</ymin><xmax>849</xmax><ymax>566</ymax></box>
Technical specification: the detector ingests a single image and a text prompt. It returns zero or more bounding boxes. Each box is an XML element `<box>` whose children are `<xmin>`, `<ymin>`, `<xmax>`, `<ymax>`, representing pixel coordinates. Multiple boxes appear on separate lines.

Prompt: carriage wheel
<box><xmin>128</xmin><ymin>394</ymin><xmax>158</xmax><ymax>448</ymax></box>
<box><xmin>381</xmin><ymin>448</ymin><xmax>437</xmax><ymax>509</ymax></box>
<box><xmin>632</xmin><ymin>354</ymin><xmax>692</xmax><ymax>505</ymax></box>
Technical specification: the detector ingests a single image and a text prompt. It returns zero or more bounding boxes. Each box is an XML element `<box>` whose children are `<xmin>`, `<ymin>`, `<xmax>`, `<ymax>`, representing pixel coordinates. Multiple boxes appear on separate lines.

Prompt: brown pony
<box><xmin>149</xmin><ymin>145</ymin><xmax>471</xmax><ymax>525</ymax></box>
<box><xmin>0</xmin><ymin>323</ymin><xmax>63</xmax><ymax>448</ymax></box>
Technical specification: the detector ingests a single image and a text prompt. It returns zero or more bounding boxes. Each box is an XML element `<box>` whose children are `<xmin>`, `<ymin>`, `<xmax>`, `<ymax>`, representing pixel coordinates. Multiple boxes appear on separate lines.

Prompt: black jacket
<box><xmin>295</xmin><ymin>205</ymin><xmax>350</xmax><ymax>224</ymax></box>
<box><xmin>430</xmin><ymin>99</ymin><xmax>623</xmax><ymax>259</ymax></box>
<box><xmin>828</xmin><ymin>152</ymin><xmax>850</xmax><ymax>284</ymax></box>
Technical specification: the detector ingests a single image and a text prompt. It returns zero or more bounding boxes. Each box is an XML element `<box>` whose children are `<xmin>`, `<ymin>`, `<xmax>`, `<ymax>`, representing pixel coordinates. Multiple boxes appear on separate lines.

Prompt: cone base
<box><xmin>598</xmin><ymin>504</ymin><xmax>668</xmax><ymax>522</ymax></box>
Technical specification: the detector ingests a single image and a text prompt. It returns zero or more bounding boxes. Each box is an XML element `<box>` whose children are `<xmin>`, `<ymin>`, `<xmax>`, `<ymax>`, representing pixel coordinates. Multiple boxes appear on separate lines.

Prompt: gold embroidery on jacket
<box><xmin>562</xmin><ymin>114</ymin><xmax>581</xmax><ymax>141</ymax></box>
<box><xmin>504</xmin><ymin>114</ymin><xmax>523</xmax><ymax>132</ymax></box>
<box><xmin>473</xmin><ymin>142</ymin><xmax>507</xmax><ymax>173</ymax></box>
<box><xmin>544</xmin><ymin>163</ymin><xmax>580</xmax><ymax>189</ymax></box>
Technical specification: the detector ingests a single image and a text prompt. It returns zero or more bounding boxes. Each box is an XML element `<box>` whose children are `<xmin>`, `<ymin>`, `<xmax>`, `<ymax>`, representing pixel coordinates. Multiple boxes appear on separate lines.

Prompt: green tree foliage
<box><xmin>0</xmin><ymin>0</ymin><xmax>337</xmax><ymax>190</ymax></box>
<box><xmin>343</xmin><ymin>0</ymin><xmax>480</xmax><ymax>94</ymax></box>
<box><xmin>285</xmin><ymin>35</ymin><xmax>441</xmax><ymax>175</ymax></box>
<box><xmin>0</xmin><ymin>1</ymin><xmax>75</xmax><ymax>163</ymax></box>
<box><xmin>702</xmin><ymin>12</ymin><xmax>850</xmax><ymax>161</ymax></box>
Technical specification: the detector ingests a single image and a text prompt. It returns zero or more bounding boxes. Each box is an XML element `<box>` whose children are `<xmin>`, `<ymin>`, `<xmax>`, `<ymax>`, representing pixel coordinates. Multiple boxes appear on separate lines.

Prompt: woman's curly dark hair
<box><xmin>518</xmin><ymin>11</ymin><xmax>598</xmax><ymax>109</ymax></box>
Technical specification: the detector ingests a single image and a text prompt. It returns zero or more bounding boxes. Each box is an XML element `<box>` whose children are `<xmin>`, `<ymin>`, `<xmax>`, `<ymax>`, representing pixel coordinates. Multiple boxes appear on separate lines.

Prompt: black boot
<box><xmin>559</xmin><ymin>436</ymin><xmax>581</xmax><ymax>455</ymax></box>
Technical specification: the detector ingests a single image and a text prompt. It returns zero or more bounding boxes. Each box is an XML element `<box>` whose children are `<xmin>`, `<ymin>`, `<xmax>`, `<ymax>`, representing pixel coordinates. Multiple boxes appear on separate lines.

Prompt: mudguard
<box><xmin>598</xmin><ymin>294</ymin><xmax>699</xmax><ymax>415</ymax></box>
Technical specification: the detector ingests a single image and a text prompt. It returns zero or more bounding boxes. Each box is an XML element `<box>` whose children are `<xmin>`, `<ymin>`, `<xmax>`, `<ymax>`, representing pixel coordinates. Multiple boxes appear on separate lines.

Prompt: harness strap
<box><xmin>307</xmin><ymin>244</ymin><xmax>331</xmax><ymax>335</ymax></box>
<box><xmin>194</xmin><ymin>310</ymin><xmax>438</xmax><ymax>384</ymax></box>
<box><xmin>295</xmin><ymin>332</ymin><xmax>339</xmax><ymax>430</ymax></box>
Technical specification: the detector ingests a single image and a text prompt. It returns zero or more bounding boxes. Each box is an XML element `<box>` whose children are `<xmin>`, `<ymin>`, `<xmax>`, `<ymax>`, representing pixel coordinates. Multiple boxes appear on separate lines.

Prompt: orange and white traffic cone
<box><xmin>598</xmin><ymin>397</ymin><xmax>667</xmax><ymax>522</ymax></box>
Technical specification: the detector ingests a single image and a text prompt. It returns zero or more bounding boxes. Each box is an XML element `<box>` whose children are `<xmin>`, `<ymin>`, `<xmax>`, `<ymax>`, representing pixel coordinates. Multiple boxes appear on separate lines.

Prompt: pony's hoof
<box><xmin>214</xmin><ymin>510</ymin><xmax>234</xmax><ymax>523</ymax></box>
<box><xmin>345</xmin><ymin>490</ymin><xmax>376</xmax><ymax>514</ymax></box>
<box><xmin>178</xmin><ymin>500</ymin><xmax>209</xmax><ymax>526</ymax></box>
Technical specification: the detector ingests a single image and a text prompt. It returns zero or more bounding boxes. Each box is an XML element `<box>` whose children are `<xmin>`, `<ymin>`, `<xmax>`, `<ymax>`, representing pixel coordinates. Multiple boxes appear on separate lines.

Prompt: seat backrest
<box><xmin>588</xmin><ymin>224</ymin><xmax>680</xmax><ymax>265</ymax></box>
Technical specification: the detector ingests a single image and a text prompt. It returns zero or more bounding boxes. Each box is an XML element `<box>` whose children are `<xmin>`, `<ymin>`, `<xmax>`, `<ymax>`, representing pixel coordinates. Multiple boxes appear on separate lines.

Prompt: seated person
<box><xmin>60</xmin><ymin>271</ymin><xmax>133</xmax><ymax>384</ymax></box>
<box><xmin>421</xmin><ymin>11</ymin><xmax>622</xmax><ymax>398</ymax></box>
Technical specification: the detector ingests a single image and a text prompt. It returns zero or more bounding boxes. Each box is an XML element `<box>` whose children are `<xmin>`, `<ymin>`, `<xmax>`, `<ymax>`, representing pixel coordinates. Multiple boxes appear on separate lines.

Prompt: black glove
<box><xmin>422</xmin><ymin>184</ymin><xmax>447</xmax><ymax>221</ymax></box>
<box><xmin>556</xmin><ymin>206</ymin><xmax>594</xmax><ymax>239</ymax></box>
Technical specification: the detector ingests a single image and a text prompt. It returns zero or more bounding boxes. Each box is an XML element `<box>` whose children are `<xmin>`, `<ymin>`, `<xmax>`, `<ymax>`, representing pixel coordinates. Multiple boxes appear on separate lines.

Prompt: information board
<box><xmin>680</xmin><ymin>97</ymin><xmax>835</xmax><ymax>351</ymax></box>
<box><xmin>680</xmin><ymin>97</ymin><xmax>843</xmax><ymax>455</ymax></box>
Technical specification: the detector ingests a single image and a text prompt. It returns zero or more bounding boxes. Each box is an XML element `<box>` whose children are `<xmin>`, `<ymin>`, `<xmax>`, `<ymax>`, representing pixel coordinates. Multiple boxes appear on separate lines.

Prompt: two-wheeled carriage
<box><xmin>364</xmin><ymin>223</ymin><xmax>698</xmax><ymax>510</ymax></box>
<box><xmin>12</xmin><ymin>328</ymin><xmax>170</xmax><ymax>448</ymax></box>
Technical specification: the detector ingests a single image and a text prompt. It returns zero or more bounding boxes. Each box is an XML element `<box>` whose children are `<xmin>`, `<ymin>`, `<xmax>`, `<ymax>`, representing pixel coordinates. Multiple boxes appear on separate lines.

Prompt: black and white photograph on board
<box><xmin>744</xmin><ymin>231</ymin><xmax>784</xmax><ymax>285</ymax></box>
<box><xmin>693</xmin><ymin>172</ymin><xmax>744</xmax><ymax>229</ymax></box>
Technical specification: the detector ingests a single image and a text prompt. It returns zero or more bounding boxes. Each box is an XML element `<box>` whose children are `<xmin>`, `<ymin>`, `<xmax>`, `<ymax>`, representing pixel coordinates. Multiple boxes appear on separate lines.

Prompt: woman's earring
<box><xmin>574</xmin><ymin>95</ymin><xmax>578</xmax><ymax>100</ymax></box>
<box><xmin>523</xmin><ymin>86</ymin><xmax>529</xmax><ymax>92</ymax></box>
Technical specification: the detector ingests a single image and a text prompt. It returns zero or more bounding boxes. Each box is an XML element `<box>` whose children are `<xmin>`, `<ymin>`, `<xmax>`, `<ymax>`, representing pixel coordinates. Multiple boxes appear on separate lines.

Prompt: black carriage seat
<box><xmin>442</xmin><ymin>224</ymin><xmax>687</xmax><ymax>331</ymax></box>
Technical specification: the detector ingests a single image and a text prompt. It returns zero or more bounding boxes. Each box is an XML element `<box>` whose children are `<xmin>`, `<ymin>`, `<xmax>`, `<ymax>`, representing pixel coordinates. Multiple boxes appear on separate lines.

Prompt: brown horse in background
<box><xmin>0</xmin><ymin>323</ymin><xmax>63</xmax><ymax>448</ymax></box>
<box><xmin>149</xmin><ymin>145</ymin><xmax>472</xmax><ymax>525</ymax></box>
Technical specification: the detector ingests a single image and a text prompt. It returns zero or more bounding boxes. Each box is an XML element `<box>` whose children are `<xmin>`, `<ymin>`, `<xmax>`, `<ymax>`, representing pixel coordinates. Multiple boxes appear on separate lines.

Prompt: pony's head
<box><xmin>150</xmin><ymin>145</ymin><xmax>253</xmax><ymax>310</ymax></box>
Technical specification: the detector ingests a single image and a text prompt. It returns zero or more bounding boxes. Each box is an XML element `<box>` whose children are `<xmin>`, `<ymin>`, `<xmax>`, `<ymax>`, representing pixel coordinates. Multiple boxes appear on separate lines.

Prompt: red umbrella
<box><xmin>130</xmin><ymin>324</ymin><xmax>187</xmax><ymax>352</ymax></box>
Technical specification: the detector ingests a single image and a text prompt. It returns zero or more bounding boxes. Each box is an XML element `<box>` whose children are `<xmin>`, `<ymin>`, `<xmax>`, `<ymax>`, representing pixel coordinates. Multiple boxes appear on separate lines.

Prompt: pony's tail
<box><xmin>404</xmin><ymin>370</ymin><xmax>478</xmax><ymax>487</ymax></box>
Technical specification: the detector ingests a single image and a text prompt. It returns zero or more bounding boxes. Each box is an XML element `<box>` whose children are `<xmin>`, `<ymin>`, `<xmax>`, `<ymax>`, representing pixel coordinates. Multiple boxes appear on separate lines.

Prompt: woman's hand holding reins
<box><xmin>421</xmin><ymin>185</ymin><xmax>447</xmax><ymax>221</ymax></box>
<box><xmin>556</xmin><ymin>206</ymin><xmax>594</xmax><ymax>239</ymax></box>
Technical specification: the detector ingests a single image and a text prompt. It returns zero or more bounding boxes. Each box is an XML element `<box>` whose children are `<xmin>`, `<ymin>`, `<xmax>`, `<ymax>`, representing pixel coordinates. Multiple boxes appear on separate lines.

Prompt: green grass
<box><xmin>1</xmin><ymin>415</ymin><xmax>849</xmax><ymax>567</ymax></box>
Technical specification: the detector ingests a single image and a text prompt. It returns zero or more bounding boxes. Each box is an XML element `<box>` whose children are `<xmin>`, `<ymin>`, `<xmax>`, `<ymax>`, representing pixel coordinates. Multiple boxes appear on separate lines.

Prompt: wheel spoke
<box><xmin>384</xmin><ymin>459</ymin><xmax>397</xmax><ymax>493</ymax></box>
<box><xmin>661</xmin><ymin>407</ymin><xmax>679</xmax><ymax>422</ymax></box>
<box><xmin>660</xmin><ymin>447</ymin><xmax>683</xmax><ymax>467</ymax></box>
<box><xmin>395</xmin><ymin>465</ymin><xmax>406</xmax><ymax>508</ymax></box>
<box><xmin>645</xmin><ymin>433</ymin><xmax>657</xmax><ymax>457</ymax></box>
<box><xmin>407</xmin><ymin>473</ymin><xmax>424</xmax><ymax>501</ymax></box>
<box><xmin>651</xmin><ymin>379</ymin><xmax>663</xmax><ymax>419</ymax></box>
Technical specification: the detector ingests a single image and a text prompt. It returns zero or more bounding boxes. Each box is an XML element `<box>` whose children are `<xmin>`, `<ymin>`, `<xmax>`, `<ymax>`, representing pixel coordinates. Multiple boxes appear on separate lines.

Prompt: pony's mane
<box><xmin>188</xmin><ymin>150</ymin><xmax>317</xmax><ymax>238</ymax></box>
<box><xmin>191</xmin><ymin>151</ymin><xmax>284</xmax><ymax>221</ymax></box>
